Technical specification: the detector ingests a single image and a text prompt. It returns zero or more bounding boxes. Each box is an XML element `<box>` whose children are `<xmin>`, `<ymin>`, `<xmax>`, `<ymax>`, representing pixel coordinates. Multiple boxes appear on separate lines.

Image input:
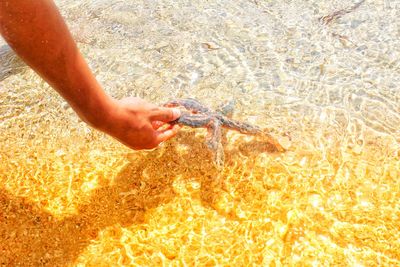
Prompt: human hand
<box><xmin>96</xmin><ymin>97</ymin><xmax>181</xmax><ymax>150</ymax></box>
<box><xmin>0</xmin><ymin>0</ymin><xmax>180</xmax><ymax>151</ymax></box>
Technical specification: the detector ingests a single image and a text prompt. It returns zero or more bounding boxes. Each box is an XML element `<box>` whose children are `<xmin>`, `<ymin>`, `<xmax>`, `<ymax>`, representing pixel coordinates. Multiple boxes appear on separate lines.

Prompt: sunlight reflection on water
<box><xmin>1</xmin><ymin>0</ymin><xmax>399</xmax><ymax>265</ymax></box>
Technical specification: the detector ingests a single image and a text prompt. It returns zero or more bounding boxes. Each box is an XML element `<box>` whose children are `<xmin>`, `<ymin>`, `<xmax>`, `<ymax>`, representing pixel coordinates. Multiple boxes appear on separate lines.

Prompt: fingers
<box><xmin>151</xmin><ymin>120</ymin><xmax>165</xmax><ymax>130</ymax></box>
<box><xmin>150</xmin><ymin>107</ymin><xmax>180</xmax><ymax>122</ymax></box>
<box><xmin>154</xmin><ymin>124</ymin><xmax>180</xmax><ymax>144</ymax></box>
<box><xmin>121</xmin><ymin>124</ymin><xmax>180</xmax><ymax>150</ymax></box>
<box><xmin>152</xmin><ymin>120</ymin><xmax>181</xmax><ymax>131</ymax></box>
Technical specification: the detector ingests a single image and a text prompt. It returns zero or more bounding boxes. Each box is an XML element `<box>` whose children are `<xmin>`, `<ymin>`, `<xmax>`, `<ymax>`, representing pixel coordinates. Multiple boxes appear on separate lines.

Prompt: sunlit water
<box><xmin>1</xmin><ymin>0</ymin><xmax>399</xmax><ymax>266</ymax></box>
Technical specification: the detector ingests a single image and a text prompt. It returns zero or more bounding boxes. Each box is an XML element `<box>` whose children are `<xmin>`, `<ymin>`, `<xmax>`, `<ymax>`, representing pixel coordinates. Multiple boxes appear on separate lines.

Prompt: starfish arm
<box><xmin>216</xmin><ymin>99</ymin><xmax>235</xmax><ymax>117</ymax></box>
<box><xmin>260</xmin><ymin>130</ymin><xmax>286</xmax><ymax>152</ymax></box>
<box><xmin>205</xmin><ymin>120</ymin><xmax>222</xmax><ymax>151</ymax></box>
<box><xmin>219</xmin><ymin>117</ymin><xmax>262</xmax><ymax>135</ymax></box>
<box><xmin>178</xmin><ymin>98</ymin><xmax>211</xmax><ymax>113</ymax></box>
<box><xmin>175</xmin><ymin>113</ymin><xmax>212</xmax><ymax>128</ymax></box>
<box><xmin>163</xmin><ymin>98</ymin><xmax>211</xmax><ymax>113</ymax></box>
<box><xmin>205</xmin><ymin>120</ymin><xmax>224</xmax><ymax>167</ymax></box>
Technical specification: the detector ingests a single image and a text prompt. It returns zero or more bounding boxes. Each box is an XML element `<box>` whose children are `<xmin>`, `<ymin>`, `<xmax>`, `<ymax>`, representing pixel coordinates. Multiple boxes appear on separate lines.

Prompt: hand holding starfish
<box><xmin>0</xmin><ymin>0</ymin><xmax>181</xmax><ymax>150</ymax></box>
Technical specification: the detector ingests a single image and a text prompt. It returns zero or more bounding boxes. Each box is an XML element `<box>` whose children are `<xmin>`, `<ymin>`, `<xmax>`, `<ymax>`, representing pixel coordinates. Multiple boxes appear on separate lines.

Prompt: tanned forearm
<box><xmin>0</xmin><ymin>0</ymin><xmax>112</xmax><ymax>126</ymax></box>
<box><xmin>0</xmin><ymin>0</ymin><xmax>181</xmax><ymax>150</ymax></box>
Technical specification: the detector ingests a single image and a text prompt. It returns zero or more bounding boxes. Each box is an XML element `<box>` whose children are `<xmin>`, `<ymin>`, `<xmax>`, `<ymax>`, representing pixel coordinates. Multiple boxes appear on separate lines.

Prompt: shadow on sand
<box><xmin>0</xmin><ymin>130</ymin><xmax>281</xmax><ymax>266</ymax></box>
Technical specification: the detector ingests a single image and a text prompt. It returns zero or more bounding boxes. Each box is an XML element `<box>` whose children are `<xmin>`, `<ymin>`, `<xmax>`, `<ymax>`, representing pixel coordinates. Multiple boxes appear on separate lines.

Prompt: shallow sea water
<box><xmin>1</xmin><ymin>0</ymin><xmax>400</xmax><ymax>266</ymax></box>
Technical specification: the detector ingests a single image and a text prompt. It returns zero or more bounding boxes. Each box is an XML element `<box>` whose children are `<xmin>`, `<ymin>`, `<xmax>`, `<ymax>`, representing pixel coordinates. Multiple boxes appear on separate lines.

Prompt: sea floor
<box><xmin>1</xmin><ymin>0</ymin><xmax>399</xmax><ymax>265</ymax></box>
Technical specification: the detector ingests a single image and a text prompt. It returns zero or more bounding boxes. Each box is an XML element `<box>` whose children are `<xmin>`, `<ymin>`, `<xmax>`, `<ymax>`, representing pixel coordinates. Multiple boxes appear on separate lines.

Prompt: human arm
<box><xmin>0</xmin><ymin>0</ymin><xmax>180</xmax><ymax>150</ymax></box>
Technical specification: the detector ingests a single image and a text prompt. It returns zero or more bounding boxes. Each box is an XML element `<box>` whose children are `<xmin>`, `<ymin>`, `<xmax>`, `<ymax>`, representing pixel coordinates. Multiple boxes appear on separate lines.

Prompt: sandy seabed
<box><xmin>1</xmin><ymin>0</ymin><xmax>399</xmax><ymax>266</ymax></box>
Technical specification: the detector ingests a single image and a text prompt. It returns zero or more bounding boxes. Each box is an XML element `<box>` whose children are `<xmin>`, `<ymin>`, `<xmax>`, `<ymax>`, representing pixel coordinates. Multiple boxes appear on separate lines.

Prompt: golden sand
<box><xmin>1</xmin><ymin>0</ymin><xmax>400</xmax><ymax>265</ymax></box>
<box><xmin>1</xmin><ymin>102</ymin><xmax>399</xmax><ymax>266</ymax></box>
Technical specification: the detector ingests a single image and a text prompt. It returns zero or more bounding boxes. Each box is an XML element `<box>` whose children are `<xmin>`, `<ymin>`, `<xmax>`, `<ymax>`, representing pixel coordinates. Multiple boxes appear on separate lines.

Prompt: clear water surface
<box><xmin>1</xmin><ymin>0</ymin><xmax>399</xmax><ymax>265</ymax></box>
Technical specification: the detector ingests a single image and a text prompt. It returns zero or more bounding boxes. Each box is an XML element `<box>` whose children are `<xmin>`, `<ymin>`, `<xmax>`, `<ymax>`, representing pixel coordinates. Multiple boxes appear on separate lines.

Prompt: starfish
<box><xmin>164</xmin><ymin>98</ymin><xmax>285</xmax><ymax>167</ymax></box>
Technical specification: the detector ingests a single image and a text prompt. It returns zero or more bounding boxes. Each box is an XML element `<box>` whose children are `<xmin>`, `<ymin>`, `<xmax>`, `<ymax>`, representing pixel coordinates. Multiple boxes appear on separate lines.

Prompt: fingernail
<box><xmin>172</xmin><ymin>108</ymin><xmax>181</xmax><ymax>118</ymax></box>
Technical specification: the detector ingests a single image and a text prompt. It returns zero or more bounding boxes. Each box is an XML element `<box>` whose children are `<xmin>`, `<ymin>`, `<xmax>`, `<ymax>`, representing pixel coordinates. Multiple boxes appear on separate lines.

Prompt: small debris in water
<box><xmin>201</xmin><ymin>42</ymin><xmax>220</xmax><ymax>51</ymax></box>
<box><xmin>319</xmin><ymin>0</ymin><xmax>366</xmax><ymax>25</ymax></box>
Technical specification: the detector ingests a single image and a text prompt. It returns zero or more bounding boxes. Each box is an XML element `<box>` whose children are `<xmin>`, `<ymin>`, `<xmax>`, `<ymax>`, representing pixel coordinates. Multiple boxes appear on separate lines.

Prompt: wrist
<box><xmin>75</xmin><ymin>91</ymin><xmax>117</xmax><ymax>130</ymax></box>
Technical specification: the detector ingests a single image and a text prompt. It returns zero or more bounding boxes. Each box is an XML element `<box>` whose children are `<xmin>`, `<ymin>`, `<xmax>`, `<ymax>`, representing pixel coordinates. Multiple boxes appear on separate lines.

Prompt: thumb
<box><xmin>150</xmin><ymin>107</ymin><xmax>180</xmax><ymax>122</ymax></box>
